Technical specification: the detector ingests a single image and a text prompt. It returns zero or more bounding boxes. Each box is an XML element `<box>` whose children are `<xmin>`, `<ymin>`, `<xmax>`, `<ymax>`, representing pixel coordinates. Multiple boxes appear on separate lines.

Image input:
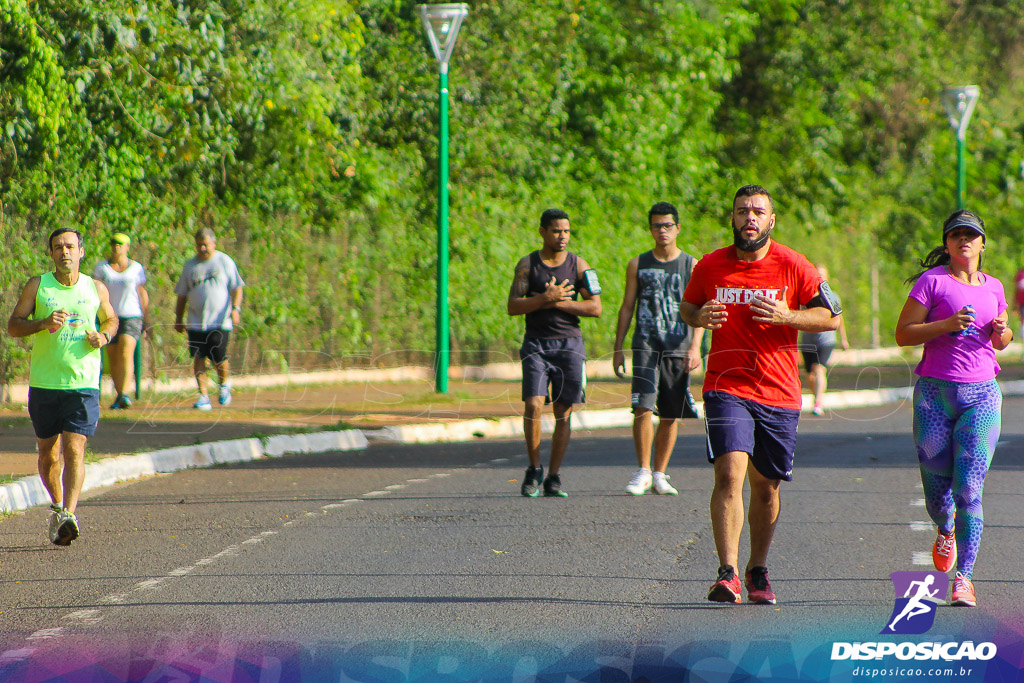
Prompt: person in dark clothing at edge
<box><xmin>507</xmin><ymin>208</ymin><xmax>602</xmax><ymax>498</ymax></box>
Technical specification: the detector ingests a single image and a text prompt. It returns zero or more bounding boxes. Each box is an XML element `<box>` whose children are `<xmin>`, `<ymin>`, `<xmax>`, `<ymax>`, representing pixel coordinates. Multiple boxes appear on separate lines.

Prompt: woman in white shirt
<box><xmin>93</xmin><ymin>233</ymin><xmax>149</xmax><ymax>409</ymax></box>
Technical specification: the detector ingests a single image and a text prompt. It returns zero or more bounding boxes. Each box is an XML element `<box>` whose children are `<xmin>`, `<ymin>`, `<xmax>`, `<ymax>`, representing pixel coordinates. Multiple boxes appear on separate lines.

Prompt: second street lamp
<box><xmin>418</xmin><ymin>3</ymin><xmax>468</xmax><ymax>395</ymax></box>
<box><xmin>940</xmin><ymin>85</ymin><xmax>980</xmax><ymax>210</ymax></box>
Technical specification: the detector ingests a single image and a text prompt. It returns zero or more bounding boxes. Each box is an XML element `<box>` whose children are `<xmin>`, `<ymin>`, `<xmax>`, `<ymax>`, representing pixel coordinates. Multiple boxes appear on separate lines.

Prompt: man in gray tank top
<box><xmin>613</xmin><ymin>202</ymin><xmax>703</xmax><ymax>496</ymax></box>
<box><xmin>507</xmin><ymin>208</ymin><xmax>602</xmax><ymax>497</ymax></box>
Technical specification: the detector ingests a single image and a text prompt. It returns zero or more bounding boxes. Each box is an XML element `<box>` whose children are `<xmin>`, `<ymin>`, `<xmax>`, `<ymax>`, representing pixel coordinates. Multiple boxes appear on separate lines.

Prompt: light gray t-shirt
<box><xmin>174</xmin><ymin>251</ymin><xmax>244</xmax><ymax>331</ymax></box>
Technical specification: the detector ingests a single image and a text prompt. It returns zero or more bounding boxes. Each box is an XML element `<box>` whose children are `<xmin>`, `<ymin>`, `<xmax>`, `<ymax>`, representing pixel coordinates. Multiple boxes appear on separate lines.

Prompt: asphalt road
<box><xmin>1</xmin><ymin>398</ymin><xmax>1023</xmax><ymax>681</ymax></box>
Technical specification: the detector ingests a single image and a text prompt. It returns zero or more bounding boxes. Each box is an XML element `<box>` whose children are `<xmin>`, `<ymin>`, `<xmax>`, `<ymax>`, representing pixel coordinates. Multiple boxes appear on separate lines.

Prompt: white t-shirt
<box><xmin>93</xmin><ymin>259</ymin><xmax>147</xmax><ymax>318</ymax></box>
<box><xmin>174</xmin><ymin>251</ymin><xmax>245</xmax><ymax>331</ymax></box>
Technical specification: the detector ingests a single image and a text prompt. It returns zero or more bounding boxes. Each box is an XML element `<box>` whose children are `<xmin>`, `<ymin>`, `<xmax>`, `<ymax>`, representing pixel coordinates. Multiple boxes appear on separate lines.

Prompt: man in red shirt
<box><xmin>680</xmin><ymin>185</ymin><xmax>843</xmax><ymax>605</ymax></box>
<box><xmin>1014</xmin><ymin>268</ymin><xmax>1024</xmax><ymax>353</ymax></box>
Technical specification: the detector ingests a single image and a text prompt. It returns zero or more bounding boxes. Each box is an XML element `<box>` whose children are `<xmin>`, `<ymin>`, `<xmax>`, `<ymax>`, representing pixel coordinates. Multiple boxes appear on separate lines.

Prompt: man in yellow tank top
<box><xmin>8</xmin><ymin>228</ymin><xmax>117</xmax><ymax>546</ymax></box>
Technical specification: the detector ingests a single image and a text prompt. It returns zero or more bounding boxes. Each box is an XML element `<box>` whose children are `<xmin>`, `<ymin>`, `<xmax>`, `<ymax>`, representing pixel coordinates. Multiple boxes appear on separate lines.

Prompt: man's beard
<box><xmin>733</xmin><ymin>224</ymin><xmax>773</xmax><ymax>252</ymax></box>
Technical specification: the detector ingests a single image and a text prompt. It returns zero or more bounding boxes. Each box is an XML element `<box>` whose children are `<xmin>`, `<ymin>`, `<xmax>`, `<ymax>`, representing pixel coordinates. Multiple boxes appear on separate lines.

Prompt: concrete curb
<box><xmin>370</xmin><ymin>378</ymin><xmax>1024</xmax><ymax>445</ymax></box>
<box><xmin>3</xmin><ymin>376</ymin><xmax>1021</xmax><ymax>513</ymax></box>
<box><xmin>0</xmin><ymin>430</ymin><xmax>368</xmax><ymax>514</ymax></box>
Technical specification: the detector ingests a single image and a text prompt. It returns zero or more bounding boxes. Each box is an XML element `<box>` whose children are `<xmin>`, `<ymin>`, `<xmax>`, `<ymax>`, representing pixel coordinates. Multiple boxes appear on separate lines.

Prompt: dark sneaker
<box><xmin>543</xmin><ymin>473</ymin><xmax>568</xmax><ymax>498</ymax></box>
<box><xmin>708</xmin><ymin>565</ymin><xmax>742</xmax><ymax>604</ymax></box>
<box><xmin>521</xmin><ymin>466</ymin><xmax>543</xmax><ymax>498</ymax></box>
<box><xmin>52</xmin><ymin>510</ymin><xmax>79</xmax><ymax>546</ymax></box>
<box><xmin>744</xmin><ymin>566</ymin><xmax>777</xmax><ymax>604</ymax></box>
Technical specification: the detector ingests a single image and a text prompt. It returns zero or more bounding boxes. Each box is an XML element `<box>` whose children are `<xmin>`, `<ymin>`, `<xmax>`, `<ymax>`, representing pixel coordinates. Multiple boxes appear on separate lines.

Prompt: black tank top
<box><xmin>525</xmin><ymin>251</ymin><xmax>582</xmax><ymax>339</ymax></box>
<box><xmin>631</xmin><ymin>250</ymin><xmax>694</xmax><ymax>352</ymax></box>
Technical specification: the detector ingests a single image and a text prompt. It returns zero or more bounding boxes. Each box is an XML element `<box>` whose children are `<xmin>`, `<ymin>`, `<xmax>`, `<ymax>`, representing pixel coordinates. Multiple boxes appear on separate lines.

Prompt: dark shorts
<box><xmin>520</xmin><ymin>336</ymin><xmax>586</xmax><ymax>405</ymax></box>
<box><xmin>28</xmin><ymin>388</ymin><xmax>101</xmax><ymax>439</ymax></box>
<box><xmin>801</xmin><ymin>344</ymin><xmax>834</xmax><ymax>373</ymax></box>
<box><xmin>702</xmin><ymin>390</ymin><xmax>800</xmax><ymax>482</ymax></box>
<box><xmin>631</xmin><ymin>349</ymin><xmax>698</xmax><ymax>419</ymax></box>
<box><xmin>187</xmin><ymin>329</ymin><xmax>231</xmax><ymax>364</ymax></box>
<box><xmin>113</xmin><ymin>317</ymin><xmax>143</xmax><ymax>342</ymax></box>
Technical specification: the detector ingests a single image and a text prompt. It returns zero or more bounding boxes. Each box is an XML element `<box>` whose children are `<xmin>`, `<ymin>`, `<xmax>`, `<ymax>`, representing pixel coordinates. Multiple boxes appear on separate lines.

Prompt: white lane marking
<box><xmin>911</xmin><ymin>551</ymin><xmax>932</xmax><ymax>565</ymax></box>
<box><xmin>27</xmin><ymin>628</ymin><xmax>63</xmax><ymax>642</ymax></box>
<box><xmin>491</xmin><ymin>458</ymin><xmax>509</xmax><ymax>463</ymax></box>
<box><xmin>0</xmin><ymin>648</ymin><xmax>37</xmax><ymax>665</ymax></box>
<box><xmin>910</xmin><ymin>521</ymin><xmax>933</xmax><ymax>532</ymax></box>
<box><xmin>23</xmin><ymin>461</ymin><xmax>485</xmax><ymax>656</ymax></box>
<box><xmin>911</xmin><ymin>499</ymin><xmax>925</xmax><ymax>507</ymax></box>
<box><xmin>64</xmin><ymin>609</ymin><xmax>103</xmax><ymax>625</ymax></box>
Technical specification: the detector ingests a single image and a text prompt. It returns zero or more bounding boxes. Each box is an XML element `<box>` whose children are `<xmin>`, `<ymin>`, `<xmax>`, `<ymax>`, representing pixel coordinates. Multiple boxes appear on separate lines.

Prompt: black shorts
<box><xmin>28</xmin><ymin>388</ymin><xmax>101</xmax><ymax>439</ymax></box>
<box><xmin>631</xmin><ymin>349</ymin><xmax>698</xmax><ymax>419</ymax></box>
<box><xmin>187</xmin><ymin>329</ymin><xmax>231</xmax><ymax>364</ymax></box>
<box><xmin>801</xmin><ymin>345</ymin><xmax>833</xmax><ymax>373</ymax></box>
<box><xmin>113</xmin><ymin>317</ymin><xmax>143</xmax><ymax>342</ymax></box>
<box><xmin>702</xmin><ymin>390</ymin><xmax>800</xmax><ymax>482</ymax></box>
<box><xmin>520</xmin><ymin>336</ymin><xmax>586</xmax><ymax>405</ymax></box>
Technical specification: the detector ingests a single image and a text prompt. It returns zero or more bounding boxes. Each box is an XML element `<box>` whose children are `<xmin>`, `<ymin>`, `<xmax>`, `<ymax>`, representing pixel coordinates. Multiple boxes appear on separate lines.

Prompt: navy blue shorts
<box><xmin>520</xmin><ymin>336</ymin><xmax>586</xmax><ymax>405</ymax></box>
<box><xmin>702</xmin><ymin>390</ymin><xmax>800</xmax><ymax>482</ymax></box>
<box><xmin>28</xmin><ymin>388</ymin><xmax>101</xmax><ymax>439</ymax></box>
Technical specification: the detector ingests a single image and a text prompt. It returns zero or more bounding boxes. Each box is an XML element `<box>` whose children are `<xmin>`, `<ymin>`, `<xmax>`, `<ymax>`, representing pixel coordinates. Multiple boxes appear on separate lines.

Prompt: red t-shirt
<box><xmin>1014</xmin><ymin>269</ymin><xmax>1024</xmax><ymax>307</ymax></box>
<box><xmin>684</xmin><ymin>242</ymin><xmax>823</xmax><ymax>409</ymax></box>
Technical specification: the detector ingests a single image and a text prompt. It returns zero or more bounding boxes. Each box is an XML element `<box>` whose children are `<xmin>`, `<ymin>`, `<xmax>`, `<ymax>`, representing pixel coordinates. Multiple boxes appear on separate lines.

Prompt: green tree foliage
<box><xmin>0</xmin><ymin>0</ymin><xmax>1022</xmax><ymax>385</ymax></box>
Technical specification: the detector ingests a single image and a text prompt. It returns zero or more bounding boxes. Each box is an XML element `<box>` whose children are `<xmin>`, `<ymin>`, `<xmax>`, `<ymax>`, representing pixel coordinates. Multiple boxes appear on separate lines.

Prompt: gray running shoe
<box><xmin>52</xmin><ymin>509</ymin><xmax>79</xmax><ymax>546</ymax></box>
<box><xmin>47</xmin><ymin>505</ymin><xmax>62</xmax><ymax>544</ymax></box>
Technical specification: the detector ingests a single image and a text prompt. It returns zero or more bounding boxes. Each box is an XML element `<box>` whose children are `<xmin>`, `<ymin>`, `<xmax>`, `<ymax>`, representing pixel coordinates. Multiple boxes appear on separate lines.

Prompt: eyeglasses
<box><xmin>650</xmin><ymin>222</ymin><xmax>677</xmax><ymax>230</ymax></box>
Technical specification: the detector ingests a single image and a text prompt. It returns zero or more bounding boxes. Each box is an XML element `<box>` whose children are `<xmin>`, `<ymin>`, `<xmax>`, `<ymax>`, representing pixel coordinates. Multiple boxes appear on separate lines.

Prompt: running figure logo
<box><xmin>882</xmin><ymin>571</ymin><xmax>949</xmax><ymax>635</ymax></box>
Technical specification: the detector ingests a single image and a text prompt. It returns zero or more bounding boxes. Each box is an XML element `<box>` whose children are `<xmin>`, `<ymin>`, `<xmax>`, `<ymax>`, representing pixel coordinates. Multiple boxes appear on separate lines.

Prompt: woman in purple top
<box><xmin>895</xmin><ymin>210</ymin><xmax>1012</xmax><ymax>608</ymax></box>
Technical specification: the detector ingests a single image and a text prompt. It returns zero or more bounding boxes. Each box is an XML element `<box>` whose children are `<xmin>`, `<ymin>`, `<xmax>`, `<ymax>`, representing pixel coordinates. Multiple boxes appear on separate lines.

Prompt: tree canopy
<box><xmin>1</xmin><ymin>0</ymin><xmax>1022</xmax><ymax>381</ymax></box>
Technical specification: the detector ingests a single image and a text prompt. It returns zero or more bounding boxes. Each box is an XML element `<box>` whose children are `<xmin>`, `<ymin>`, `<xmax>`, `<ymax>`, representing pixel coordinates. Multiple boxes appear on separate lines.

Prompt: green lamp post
<box><xmin>418</xmin><ymin>3</ymin><xmax>468</xmax><ymax>394</ymax></box>
<box><xmin>940</xmin><ymin>86</ymin><xmax>980</xmax><ymax>210</ymax></box>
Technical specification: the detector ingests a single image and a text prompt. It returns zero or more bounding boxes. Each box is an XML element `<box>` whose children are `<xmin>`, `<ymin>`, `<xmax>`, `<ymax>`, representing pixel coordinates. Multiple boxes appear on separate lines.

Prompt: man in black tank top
<box><xmin>613</xmin><ymin>202</ymin><xmax>703</xmax><ymax>496</ymax></box>
<box><xmin>507</xmin><ymin>209</ymin><xmax>602</xmax><ymax>497</ymax></box>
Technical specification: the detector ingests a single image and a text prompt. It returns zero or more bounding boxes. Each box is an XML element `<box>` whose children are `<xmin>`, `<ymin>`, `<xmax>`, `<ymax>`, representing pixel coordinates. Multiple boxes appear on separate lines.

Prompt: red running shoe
<box><xmin>745</xmin><ymin>566</ymin><xmax>777</xmax><ymax>604</ymax></box>
<box><xmin>951</xmin><ymin>572</ymin><xmax>976</xmax><ymax>607</ymax></box>
<box><xmin>932</xmin><ymin>528</ymin><xmax>957</xmax><ymax>573</ymax></box>
<box><xmin>708</xmin><ymin>566</ymin><xmax>742</xmax><ymax>604</ymax></box>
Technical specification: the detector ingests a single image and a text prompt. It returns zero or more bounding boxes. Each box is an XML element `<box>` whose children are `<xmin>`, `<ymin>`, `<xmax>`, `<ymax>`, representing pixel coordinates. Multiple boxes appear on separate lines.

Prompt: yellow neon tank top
<box><xmin>29</xmin><ymin>272</ymin><xmax>102</xmax><ymax>389</ymax></box>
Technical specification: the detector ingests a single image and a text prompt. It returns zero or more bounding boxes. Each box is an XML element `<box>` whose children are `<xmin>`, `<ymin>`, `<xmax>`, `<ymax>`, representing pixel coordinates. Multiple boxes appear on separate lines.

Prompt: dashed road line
<box><xmin>1</xmin><ymin>459</ymin><xmax>508</xmax><ymax>664</ymax></box>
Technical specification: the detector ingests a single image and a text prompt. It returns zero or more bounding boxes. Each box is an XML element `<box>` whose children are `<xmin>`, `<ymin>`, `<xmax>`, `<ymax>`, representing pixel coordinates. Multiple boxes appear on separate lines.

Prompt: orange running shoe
<box><xmin>932</xmin><ymin>528</ymin><xmax>957</xmax><ymax>573</ymax></box>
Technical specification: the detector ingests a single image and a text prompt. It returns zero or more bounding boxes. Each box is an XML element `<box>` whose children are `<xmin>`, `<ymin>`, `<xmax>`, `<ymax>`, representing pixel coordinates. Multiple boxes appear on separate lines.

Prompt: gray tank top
<box><xmin>631</xmin><ymin>250</ymin><xmax>694</xmax><ymax>352</ymax></box>
<box><xmin>525</xmin><ymin>251</ymin><xmax>582</xmax><ymax>339</ymax></box>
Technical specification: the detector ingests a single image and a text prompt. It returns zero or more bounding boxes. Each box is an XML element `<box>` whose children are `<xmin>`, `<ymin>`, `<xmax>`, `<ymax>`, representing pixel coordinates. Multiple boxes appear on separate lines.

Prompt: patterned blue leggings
<box><xmin>913</xmin><ymin>377</ymin><xmax>1001</xmax><ymax>578</ymax></box>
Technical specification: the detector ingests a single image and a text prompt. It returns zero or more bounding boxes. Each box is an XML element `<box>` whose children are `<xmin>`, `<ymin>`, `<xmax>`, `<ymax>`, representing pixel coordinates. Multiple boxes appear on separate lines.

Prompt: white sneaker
<box><xmin>652</xmin><ymin>473</ymin><xmax>678</xmax><ymax>495</ymax></box>
<box><xmin>625</xmin><ymin>468</ymin><xmax>652</xmax><ymax>495</ymax></box>
<box><xmin>218</xmin><ymin>384</ymin><xmax>232</xmax><ymax>406</ymax></box>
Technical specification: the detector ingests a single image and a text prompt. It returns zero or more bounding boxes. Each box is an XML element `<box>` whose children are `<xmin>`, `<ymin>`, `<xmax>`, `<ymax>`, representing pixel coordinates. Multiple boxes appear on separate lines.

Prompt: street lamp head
<box><xmin>418</xmin><ymin>4</ymin><xmax>469</xmax><ymax>66</ymax></box>
<box><xmin>940</xmin><ymin>85</ymin><xmax>980</xmax><ymax>140</ymax></box>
